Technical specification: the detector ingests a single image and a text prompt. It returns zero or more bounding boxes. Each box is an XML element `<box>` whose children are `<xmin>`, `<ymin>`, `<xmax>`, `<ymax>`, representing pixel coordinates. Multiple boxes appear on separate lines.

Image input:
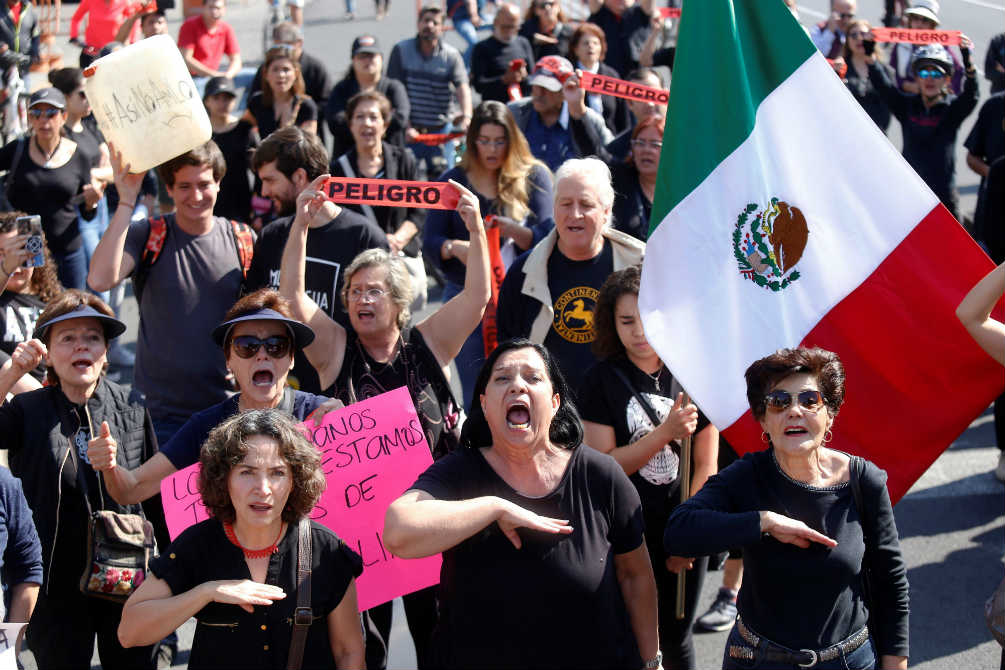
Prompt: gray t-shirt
<box><xmin>124</xmin><ymin>216</ymin><xmax>250</xmax><ymax>423</ymax></box>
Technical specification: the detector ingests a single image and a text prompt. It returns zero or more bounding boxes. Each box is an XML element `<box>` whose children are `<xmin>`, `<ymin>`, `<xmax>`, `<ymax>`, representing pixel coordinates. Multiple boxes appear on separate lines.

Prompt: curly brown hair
<box><xmin>744</xmin><ymin>347</ymin><xmax>846</xmax><ymax>421</ymax></box>
<box><xmin>199</xmin><ymin>409</ymin><xmax>325</xmax><ymax>524</ymax></box>
<box><xmin>591</xmin><ymin>265</ymin><xmax>641</xmax><ymax>360</ymax></box>
<box><xmin>0</xmin><ymin>212</ymin><xmax>63</xmax><ymax>302</ymax></box>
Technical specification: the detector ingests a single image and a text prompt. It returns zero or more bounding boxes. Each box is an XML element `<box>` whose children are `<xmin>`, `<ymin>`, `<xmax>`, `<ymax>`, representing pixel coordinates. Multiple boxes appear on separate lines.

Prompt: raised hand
<box><xmin>294</xmin><ymin>173</ymin><xmax>332</xmax><ymax>230</ymax></box>
<box><xmin>7</xmin><ymin>339</ymin><xmax>45</xmax><ymax>377</ymax></box>
<box><xmin>108</xmin><ymin>142</ymin><xmax>145</xmax><ymax>204</ymax></box>
<box><xmin>760</xmin><ymin>511</ymin><xmax>838</xmax><ymax>549</ymax></box>
<box><xmin>0</xmin><ymin>233</ymin><xmax>30</xmax><ymax>275</ymax></box>
<box><xmin>207</xmin><ymin>579</ymin><xmax>287</xmax><ymax>613</ymax></box>
<box><xmin>87</xmin><ymin>420</ymin><xmax>118</xmax><ymax>471</ymax></box>
<box><xmin>497</xmin><ymin>499</ymin><xmax>573</xmax><ymax>549</ymax></box>
<box><xmin>449</xmin><ymin>179</ymin><xmax>483</xmax><ymax>234</ymax></box>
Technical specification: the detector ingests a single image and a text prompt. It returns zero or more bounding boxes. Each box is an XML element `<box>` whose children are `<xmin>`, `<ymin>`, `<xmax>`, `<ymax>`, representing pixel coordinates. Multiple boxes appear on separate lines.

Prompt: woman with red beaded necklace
<box><xmin>118</xmin><ymin>410</ymin><xmax>366</xmax><ymax>669</ymax></box>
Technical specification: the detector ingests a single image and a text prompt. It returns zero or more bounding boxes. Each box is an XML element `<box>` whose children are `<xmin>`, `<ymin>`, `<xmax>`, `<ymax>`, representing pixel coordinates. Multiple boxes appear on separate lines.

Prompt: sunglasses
<box><xmin>839</xmin><ymin>12</ymin><xmax>855</xmax><ymax>19</ymax></box>
<box><xmin>28</xmin><ymin>108</ymin><xmax>61</xmax><ymax>119</ymax></box>
<box><xmin>764</xmin><ymin>389</ymin><xmax>825</xmax><ymax>413</ymax></box>
<box><xmin>915</xmin><ymin>68</ymin><xmax>945</xmax><ymax>79</ymax></box>
<box><xmin>536</xmin><ymin>1</ymin><xmax>556</xmax><ymax>8</ymax></box>
<box><xmin>231</xmin><ymin>335</ymin><xmax>291</xmax><ymax>359</ymax></box>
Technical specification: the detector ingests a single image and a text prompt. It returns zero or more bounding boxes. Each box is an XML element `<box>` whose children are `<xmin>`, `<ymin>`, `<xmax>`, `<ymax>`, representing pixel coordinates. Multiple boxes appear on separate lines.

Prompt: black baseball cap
<box><xmin>28</xmin><ymin>87</ymin><xmax>66</xmax><ymax>110</ymax></box>
<box><xmin>204</xmin><ymin>76</ymin><xmax>237</xmax><ymax>99</ymax></box>
<box><xmin>351</xmin><ymin>35</ymin><xmax>381</xmax><ymax>57</ymax></box>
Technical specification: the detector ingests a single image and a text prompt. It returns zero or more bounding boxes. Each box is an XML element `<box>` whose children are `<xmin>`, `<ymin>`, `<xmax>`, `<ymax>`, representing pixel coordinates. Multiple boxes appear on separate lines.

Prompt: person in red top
<box><xmin>69</xmin><ymin>0</ymin><xmax>138</xmax><ymax>56</ymax></box>
<box><xmin>177</xmin><ymin>0</ymin><xmax>242</xmax><ymax>79</ymax></box>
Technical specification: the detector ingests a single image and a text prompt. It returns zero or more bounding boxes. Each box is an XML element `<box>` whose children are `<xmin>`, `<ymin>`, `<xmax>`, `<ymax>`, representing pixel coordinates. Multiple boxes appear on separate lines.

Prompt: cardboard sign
<box><xmin>324</xmin><ymin>178</ymin><xmax>461</xmax><ymax>211</ymax></box>
<box><xmin>870</xmin><ymin>28</ymin><xmax>962</xmax><ymax>46</ymax></box>
<box><xmin>0</xmin><ymin>624</ymin><xmax>26</xmax><ymax>670</ymax></box>
<box><xmin>160</xmin><ymin>387</ymin><xmax>441</xmax><ymax>611</ymax></box>
<box><xmin>657</xmin><ymin>7</ymin><xmax>681</xmax><ymax>18</ymax></box>
<box><xmin>578</xmin><ymin>70</ymin><xmax>670</xmax><ymax>105</ymax></box>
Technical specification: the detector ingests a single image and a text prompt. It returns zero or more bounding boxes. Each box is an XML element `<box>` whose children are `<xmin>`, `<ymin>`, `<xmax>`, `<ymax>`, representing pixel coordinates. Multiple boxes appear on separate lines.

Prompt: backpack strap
<box><xmin>287</xmin><ymin>518</ymin><xmax>313</xmax><ymax>670</ymax></box>
<box><xmin>229</xmin><ymin>219</ymin><xmax>254</xmax><ymax>279</ymax></box>
<box><xmin>133</xmin><ymin>215</ymin><xmax>169</xmax><ymax>304</ymax></box>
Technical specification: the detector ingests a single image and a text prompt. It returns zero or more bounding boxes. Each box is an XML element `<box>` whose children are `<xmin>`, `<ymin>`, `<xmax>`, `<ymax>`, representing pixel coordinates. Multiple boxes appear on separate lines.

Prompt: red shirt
<box><xmin>70</xmin><ymin>0</ymin><xmax>136</xmax><ymax>47</ymax></box>
<box><xmin>177</xmin><ymin>15</ymin><xmax>238</xmax><ymax>73</ymax></box>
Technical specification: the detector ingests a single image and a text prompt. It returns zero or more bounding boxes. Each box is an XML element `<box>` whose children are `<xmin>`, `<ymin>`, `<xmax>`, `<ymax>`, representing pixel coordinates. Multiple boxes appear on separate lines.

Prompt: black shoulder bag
<box><xmin>287</xmin><ymin>517</ymin><xmax>313</xmax><ymax>670</ymax></box>
<box><xmin>849</xmin><ymin>456</ymin><xmax>877</xmax><ymax>634</ymax></box>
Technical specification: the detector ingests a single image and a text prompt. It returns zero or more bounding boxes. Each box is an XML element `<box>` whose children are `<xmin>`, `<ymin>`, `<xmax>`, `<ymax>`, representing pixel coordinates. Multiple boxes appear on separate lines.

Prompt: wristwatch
<box><xmin>644</xmin><ymin>651</ymin><xmax>663</xmax><ymax>670</ymax></box>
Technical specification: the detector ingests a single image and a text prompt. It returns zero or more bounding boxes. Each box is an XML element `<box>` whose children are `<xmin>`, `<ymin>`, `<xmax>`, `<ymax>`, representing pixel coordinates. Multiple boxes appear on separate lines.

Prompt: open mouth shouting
<box><xmin>506</xmin><ymin>400</ymin><xmax>531</xmax><ymax>430</ymax></box>
<box><xmin>783</xmin><ymin>425</ymin><xmax>809</xmax><ymax>437</ymax></box>
<box><xmin>251</xmin><ymin>366</ymin><xmax>276</xmax><ymax>388</ymax></box>
<box><xmin>71</xmin><ymin>356</ymin><xmax>95</xmax><ymax>374</ymax></box>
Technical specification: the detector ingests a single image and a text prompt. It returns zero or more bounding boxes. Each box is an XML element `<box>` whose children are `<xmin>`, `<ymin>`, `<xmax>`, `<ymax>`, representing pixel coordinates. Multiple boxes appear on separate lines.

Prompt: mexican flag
<box><xmin>638</xmin><ymin>0</ymin><xmax>1004</xmax><ymax>503</ymax></box>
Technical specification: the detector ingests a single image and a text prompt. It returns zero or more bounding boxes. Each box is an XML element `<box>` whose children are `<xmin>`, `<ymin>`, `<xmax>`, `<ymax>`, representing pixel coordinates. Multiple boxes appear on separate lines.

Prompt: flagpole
<box><xmin>675</xmin><ymin>392</ymin><xmax>692</xmax><ymax>620</ymax></box>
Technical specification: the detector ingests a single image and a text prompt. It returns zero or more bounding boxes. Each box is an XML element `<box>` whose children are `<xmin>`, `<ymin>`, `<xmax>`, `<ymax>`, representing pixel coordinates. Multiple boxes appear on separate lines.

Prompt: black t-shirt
<box><xmin>244</xmin><ymin>210</ymin><xmax>388</xmax><ymax>393</ymax></box>
<box><xmin>0</xmin><ymin>139</ymin><xmax>93</xmax><ymax>256</ymax></box>
<box><xmin>63</xmin><ymin>123</ymin><xmax>103</xmax><ymax>168</ymax></box>
<box><xmin>611</xmin><ymin>162</ymin><xmax>650</xmax><ymax>242</ymax></box>
<box><xmin>149</xmin><ymin>519</ymin><xmax>362</xmax><ymax>670</ymax></box>
<box><xmin>470</xmin><ymin>34</ymin><xmax>536</xmax><ymax>103</ymax></box>
<box><xmin>543</xmin><ymin>242</ymin><xmax>613</xmax><ymax>398</ymax></box>
<box><xmin>212</xmin><ymin>119</ymin><xmax>259</xmax><ymax>223</ymax></box>
<box><xmin>578</xmin><ymin>357</ymin><xmax>709</xmax><ymax>545</ymax></box>
<box><xmin>411</xmin><ymin>445</ymin><xmax>645</xmax><ymax>670</ymax></box>
<box><xmin>587</xmin><ymin>5</ymin><xmax>651</xmax><ymax>77</ymax></box>
<box><xmin>335</xmin><ymin>327</ymin><xmax>461</xmax><ymax>460</ymax></box>
<box><xmin>0</xmin><ymin>291</ymin><xmax>45</xmax><ymax>382</ymax></box>
<box><xmin>245</xmin><ymin>92</ymin><xmax>318</xmax><ymax>140</ymax></box>
<box><xmin>965</xmin><ymin>92</ymin><xmax>1005</xmax><ymax>167</ymax></box>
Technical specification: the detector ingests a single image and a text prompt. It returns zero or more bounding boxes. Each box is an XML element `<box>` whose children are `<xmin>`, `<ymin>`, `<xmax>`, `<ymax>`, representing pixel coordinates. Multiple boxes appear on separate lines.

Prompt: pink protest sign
<box><xmin>159</xmin><ymin>386</ymin><xmax>441</xmax><ymax>611</ymax></box>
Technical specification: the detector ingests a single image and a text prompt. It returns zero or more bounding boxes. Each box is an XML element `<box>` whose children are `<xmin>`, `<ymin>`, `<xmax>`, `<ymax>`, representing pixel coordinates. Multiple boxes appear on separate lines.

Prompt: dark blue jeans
<box><xmin>721</xmin><ymin>622</ymin><xmax>877</xmax><ymax>670</ymax></box>
<box><xmin>54</xmin><ymin>245</ymin><xmax>88</xmax><ymax>290</ymax></box>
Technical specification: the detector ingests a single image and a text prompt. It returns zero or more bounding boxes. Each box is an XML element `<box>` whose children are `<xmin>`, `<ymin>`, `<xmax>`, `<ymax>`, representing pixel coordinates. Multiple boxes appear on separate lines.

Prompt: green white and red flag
<box><xmin>638</xmin><ymin>0</ymin><xmax>1004</xmax><ymax>502</ymax></box>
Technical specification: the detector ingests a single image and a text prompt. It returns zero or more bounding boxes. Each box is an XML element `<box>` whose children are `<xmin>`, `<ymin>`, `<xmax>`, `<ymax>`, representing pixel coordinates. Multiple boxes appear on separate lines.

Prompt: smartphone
<box><xmin>15</xmin><ymin>215</ymin><xmax>45</xmax><ymax>268</ymax></box>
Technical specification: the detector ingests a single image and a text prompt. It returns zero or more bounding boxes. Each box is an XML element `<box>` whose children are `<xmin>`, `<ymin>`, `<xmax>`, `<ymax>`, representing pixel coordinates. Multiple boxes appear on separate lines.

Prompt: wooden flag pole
<box><xmin>675</xmin><ymin>392</ymin><xmax>692</xmax><ymax>620</ymax></box>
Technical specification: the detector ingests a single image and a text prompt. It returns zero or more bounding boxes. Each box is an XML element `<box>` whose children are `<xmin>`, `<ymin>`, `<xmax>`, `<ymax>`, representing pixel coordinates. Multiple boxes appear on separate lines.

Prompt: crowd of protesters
<box><xmin>0</xmin><ymin>0</ymin><xmax>1000</xmax><ymax>668</ymax></box>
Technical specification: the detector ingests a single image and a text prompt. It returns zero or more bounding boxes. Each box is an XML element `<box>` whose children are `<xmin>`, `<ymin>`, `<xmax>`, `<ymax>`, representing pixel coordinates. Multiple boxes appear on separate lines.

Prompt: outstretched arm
<box><xmin>956</xmin><ymin>262</ymin><xmax>1005</xmax><ymax>366</ymax></box>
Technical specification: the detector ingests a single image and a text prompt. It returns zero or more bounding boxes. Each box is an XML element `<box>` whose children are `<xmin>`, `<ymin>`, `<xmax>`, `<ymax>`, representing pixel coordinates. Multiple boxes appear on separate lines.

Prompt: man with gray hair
<box><xmin>497</xmin><ymin>157</ymin><xmax>645</xmax><ymax>396</ymax></box>
<box><xmin>470</xmin><ymin>2</ymin><xmax>535</xmax><ymax>103</ymax></box>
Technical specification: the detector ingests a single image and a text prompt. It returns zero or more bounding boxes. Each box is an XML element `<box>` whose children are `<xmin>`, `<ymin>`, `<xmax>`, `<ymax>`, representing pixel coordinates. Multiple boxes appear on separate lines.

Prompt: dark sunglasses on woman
<box><xmin>764</xmin><ymin>389</ymin><xmax>825</xmax><ymax>413</ymax></box>
<box><xmin>231</xmin><ymin>335</ymin><xmax>292</xmax><ymax>359</ymax></box>
<box><xmin>28</xmin><ymin>108</ymin><xmax>61</xmax><ymax>119</ymax></box>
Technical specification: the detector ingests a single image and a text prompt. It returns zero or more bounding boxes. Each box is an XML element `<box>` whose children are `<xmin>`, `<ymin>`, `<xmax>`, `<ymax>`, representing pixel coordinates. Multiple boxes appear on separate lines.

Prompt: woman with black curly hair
<box><xmin>119</xmin><ymin>409</ymin><xmax>365</xmax><ymax>669</ymax></box>
<box><xmin>0</xmin><ymin>211</ymin><xmax>63</xmax><ymax>393</ymax></box>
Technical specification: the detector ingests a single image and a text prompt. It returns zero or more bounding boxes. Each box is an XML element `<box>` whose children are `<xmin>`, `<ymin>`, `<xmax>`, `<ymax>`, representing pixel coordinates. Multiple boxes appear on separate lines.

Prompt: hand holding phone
<box><xmin>16</xmin><ymin>215</ymin><xmax>45</xmax><ymax>268</ymax></box>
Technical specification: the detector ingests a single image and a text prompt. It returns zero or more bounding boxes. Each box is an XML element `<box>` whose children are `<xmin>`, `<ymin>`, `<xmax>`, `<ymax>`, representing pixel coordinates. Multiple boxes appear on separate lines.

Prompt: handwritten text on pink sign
<box><xmin>159</xmin><ymin>386</ymin><xmax>441</xmax><ymax>611</ymax></box>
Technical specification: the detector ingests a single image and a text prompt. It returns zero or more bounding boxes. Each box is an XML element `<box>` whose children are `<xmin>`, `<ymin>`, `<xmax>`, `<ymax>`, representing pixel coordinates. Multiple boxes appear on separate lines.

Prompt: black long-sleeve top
<box><xmin>470</xmin><ymin>34</ymin><xmax>536</xmax><ymax>103</ymax></box>
<box><xmin>868</xmin><ymin>60</ymin><xmax>978</xmax><ymax>209</ymax></box>
<box><xmin>664</xmin><ymin>449</ymin><xmax>909</xmax><ymax>658</ymax></box>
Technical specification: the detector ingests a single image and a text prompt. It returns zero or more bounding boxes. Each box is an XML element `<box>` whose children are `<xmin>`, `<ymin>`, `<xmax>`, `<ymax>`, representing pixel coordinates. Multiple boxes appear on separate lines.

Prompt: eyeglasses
<box><xmin>847</xmin><ymin>31</ymin><xmax>865</xmax><ymax>39</ymax></box>
<box><xmin>475</xmin><ymin>138</ymin><xmax>508</xmax><ymax>148</ymax></box>
<box><xmin>231</xmin><ymin>335</ymin><xmax>292</xmax><ymax>359</ymax></box>
<box><xmin>28</xmin><ymin>108</ymin><xmax>60</xmax><ymax>119</ymax></box>
<box><xmin>764</xmin><ymin>389</ymin><xmax>825</xmax><ymax>413</ymax></box>
<box><xmin>348</xmin><ymin>287</ymin><xmax>388</xmax><ymax>302</ymax></box>
<box><xmin>915</xmin><ymin>68</ymin><xmax>945</xmax><ymax>79</ymax></box>
<box><xmin>631</xmin><ymin>139</ymin><xmax>662</xmax><ymax>150</ymax></box>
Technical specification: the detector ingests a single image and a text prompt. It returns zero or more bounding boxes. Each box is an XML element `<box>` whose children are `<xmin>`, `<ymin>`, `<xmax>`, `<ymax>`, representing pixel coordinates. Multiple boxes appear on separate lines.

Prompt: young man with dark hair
<box><xmin>88</xmin><ymin>140</ymin><xmax>255</xmax><ymax>447</ymax></box>
<box><xmin>246</xmin><ymin>127</ymin><xmax>387</xmax><ymax>394</ymax></box>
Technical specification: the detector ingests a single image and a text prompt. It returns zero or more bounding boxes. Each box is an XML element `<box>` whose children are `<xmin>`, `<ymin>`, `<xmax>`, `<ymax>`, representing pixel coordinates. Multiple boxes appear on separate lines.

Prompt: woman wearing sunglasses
<box><xmin>867</xmin><ymin>37</ymin><xmax>978</xmax><ymax>221</ymax></box>
<box><xmin>664</xmin><ymin>347</ymin><xmax>909</xmax><ymax>670</ymax></box>
<box><xmin>87</xmin><ymin>289</ymin><xmax>341</xmax><ymax>507</ymax></box>
<box><xmin>0</xmin><ymin>87</ymin><xmax>102</xmax><ymax>290</ymax></box>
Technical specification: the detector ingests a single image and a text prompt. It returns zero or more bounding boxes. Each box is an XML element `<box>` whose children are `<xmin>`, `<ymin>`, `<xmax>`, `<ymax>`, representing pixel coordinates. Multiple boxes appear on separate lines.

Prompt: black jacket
<box><xmin>325</xmin><ymin>76</ymin><xmax>410</xmax><ymax>160</ymax></box>
<box><xmin>0</xmin><ymin>377</ymin><xmax>156</xmax><ymax>594</ymax></box>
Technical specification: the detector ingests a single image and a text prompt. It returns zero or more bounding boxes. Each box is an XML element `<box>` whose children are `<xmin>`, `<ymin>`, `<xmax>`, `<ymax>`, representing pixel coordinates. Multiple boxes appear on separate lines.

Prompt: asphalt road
<box><xmin>27</xmin><ymin>0</ymin><xmax>1003</xmax><ymax>667</ymax></box>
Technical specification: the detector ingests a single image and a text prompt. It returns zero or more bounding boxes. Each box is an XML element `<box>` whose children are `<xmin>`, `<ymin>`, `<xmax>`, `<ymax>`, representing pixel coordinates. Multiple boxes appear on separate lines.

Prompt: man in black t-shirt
<box><xmin>587</xmin><ymin>0</ymin><xmax>654</xmax><ymax>77</ymax></box>
<box><xmin>470</xmin><ymin>3</ymin><xmax>535</xmax><ymax>103</ymax></box>
<box><xmin>247</xmin><ymin>127</ymin><xmax>388</xmax><ymax>393</ymax></box>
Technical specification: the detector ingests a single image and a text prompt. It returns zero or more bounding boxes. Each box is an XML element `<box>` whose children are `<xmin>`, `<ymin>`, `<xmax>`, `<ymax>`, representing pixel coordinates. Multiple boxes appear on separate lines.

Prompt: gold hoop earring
<box><xmin>823</xmin><ymin>429</ymin><xmax>833</xmax><ymax>444</ymax></box>
<box><xmin>760</xmin><ymin>431</ymin><xmax>770</xmax><ymax>443</ymax></box>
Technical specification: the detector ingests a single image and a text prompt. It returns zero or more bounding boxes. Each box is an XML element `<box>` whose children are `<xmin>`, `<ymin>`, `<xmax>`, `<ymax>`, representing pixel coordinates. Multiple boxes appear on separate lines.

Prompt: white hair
<box><xmin>554</xmin><ymin>157</ymin><xmax>616</xmax><ymax>211</ymax></box>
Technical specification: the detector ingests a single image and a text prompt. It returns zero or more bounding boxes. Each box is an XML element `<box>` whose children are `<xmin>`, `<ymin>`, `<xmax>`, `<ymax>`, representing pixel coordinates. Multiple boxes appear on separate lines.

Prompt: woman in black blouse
<box><xmin>0</xmin><ymin>88</ymin><xmax>101</xmax><ymax>290</ymax></box>
<box><xmin>579</xmin><ymin>266</ymin><xmax>718</xmax><ymax>670</ymax></box>
<box><xmin>611</xmin><ymin>116</ymin><xmax>663</xmax><ymax>242</ymax></box>
<box><xmin>664</xmin><ymin>347</ymin><xmax>910</xmax><ymax>670</ymax></box>
<box><xmin>842</xmin><ymin>20</ymin><xmax>892</xmax><ymax>133</ymax></box>
<box><xmin>244</xmin><ymin>46</ymin><xmax>318</xmax><ymax>140</ymax></box>
<box><xmin>519</xmin><ymin>0</ymin><xmax>573</xmax><ymax>62</ymax></box>
<box><xmin>119</xmin><ymin>409</ymin><xmax>365</xmax><ymax>669</ymax></box>
<box><xmin>331</xmin><ymin>91</ymin><xmax>426</xmax><ymax>309</ymax></box>
<box><xmin>569</xmin><ymin>22</ymin><xmax>630</xmax><ymax>135</ymax></box>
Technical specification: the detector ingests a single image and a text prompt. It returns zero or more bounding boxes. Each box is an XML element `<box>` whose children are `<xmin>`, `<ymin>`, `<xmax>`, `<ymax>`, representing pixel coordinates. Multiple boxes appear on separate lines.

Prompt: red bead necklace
<box><xmin>223</xmin><ymin>521</ymin><xmax>284</xmax><ymax>559</ymax></box>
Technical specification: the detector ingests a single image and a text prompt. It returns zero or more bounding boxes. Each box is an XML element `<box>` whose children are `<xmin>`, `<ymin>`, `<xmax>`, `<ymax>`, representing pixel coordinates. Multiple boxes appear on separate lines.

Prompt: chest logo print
<box><xmin>553</xmin><ymin>286</ymin><xmax>598</xmax><ymax>344</ymax></box>
<box><xmin>733</xmin><ymin>198</ymin><xmax>808</xmax><ymax>292</ymax></box>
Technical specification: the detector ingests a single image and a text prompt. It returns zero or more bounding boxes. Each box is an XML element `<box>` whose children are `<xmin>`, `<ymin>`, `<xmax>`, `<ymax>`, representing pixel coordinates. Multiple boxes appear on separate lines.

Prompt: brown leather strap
<box><xmin>287</xmin><ymin>518</ymin><xmax>313</xmax><ymax>670</ymax></box>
